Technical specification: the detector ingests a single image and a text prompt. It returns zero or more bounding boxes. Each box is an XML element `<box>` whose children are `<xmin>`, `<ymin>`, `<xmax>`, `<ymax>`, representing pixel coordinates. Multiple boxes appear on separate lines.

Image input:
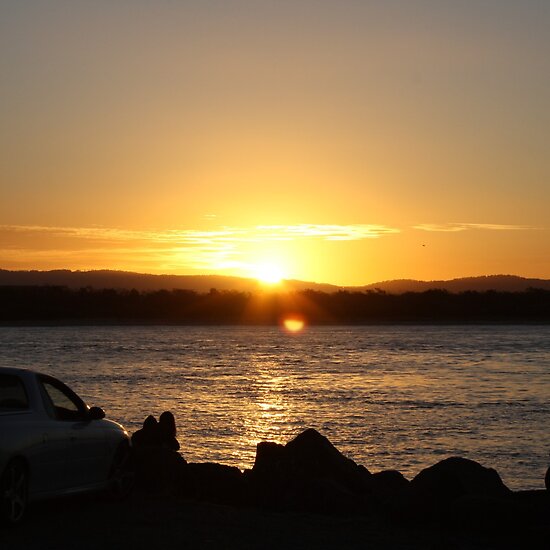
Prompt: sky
<box><xmin>1</xmin><ymin>1</ymin><xmax>549</xmax><ymax>286</ymax></box>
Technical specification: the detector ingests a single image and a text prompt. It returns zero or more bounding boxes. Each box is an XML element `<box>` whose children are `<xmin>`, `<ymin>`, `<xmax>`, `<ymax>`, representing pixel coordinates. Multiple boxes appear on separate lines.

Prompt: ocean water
<box><xmin>1</xmin><ymin>325</ymin><xmax>549</xmax><ymax>490</ymax></box>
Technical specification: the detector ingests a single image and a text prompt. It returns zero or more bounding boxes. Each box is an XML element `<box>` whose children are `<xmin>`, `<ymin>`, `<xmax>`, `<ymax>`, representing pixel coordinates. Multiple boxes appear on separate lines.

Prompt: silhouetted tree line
<box><xmin>0</xmin><ymin>286</ymin><xmax>549</xmax><ymax>324</ymax></box>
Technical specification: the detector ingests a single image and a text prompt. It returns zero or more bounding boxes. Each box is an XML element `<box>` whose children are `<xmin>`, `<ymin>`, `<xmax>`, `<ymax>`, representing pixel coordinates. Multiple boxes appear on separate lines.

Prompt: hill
<box><xmin>0</xmin><ymin>269</ymin><xmax>339</xmax><ymax>293</ymax></box>
<box><xmin>0</xmin><ymin>270</ymin><xmax>548</xmax><ymax>294</ymax></box>
<box><xmin>353</xmin><ymin>275</ymin><xmax>550</xmax><ymax>293</ymax></box>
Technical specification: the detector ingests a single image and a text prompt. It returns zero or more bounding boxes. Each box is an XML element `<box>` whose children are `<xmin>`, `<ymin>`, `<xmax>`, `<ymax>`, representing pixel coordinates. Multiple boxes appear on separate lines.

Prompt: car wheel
<box><xmin>108</xmin><ymin>442</ymin><xmax>134</xmax><ymax>500</ymax></box>
<box><xmin>0</xmin><ymin>459</ymin><xmax>29</xmax><ymax>525</ymax></box>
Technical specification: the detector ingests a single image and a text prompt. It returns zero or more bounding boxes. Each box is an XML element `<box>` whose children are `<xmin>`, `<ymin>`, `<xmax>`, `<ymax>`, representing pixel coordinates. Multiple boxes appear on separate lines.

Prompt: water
<box><xmin>1</xmin><ymin>325</ymin><xmax>549</xmax><ymax>490</ymax></box>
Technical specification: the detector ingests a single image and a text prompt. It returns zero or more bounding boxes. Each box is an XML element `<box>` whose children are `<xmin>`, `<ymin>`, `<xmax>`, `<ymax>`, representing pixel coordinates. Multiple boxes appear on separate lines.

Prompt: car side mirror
<box><xmin>88</xmin><ymin>406</ymin><xmax>106</xmax><ymax>420</ymax></box>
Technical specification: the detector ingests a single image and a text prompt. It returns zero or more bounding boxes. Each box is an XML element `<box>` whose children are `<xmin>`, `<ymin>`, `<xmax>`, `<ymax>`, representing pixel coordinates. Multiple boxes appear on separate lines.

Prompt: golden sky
<box><xmin>1</xmin><ymin>2</ymin><xmax>549</xmax><ymax>285</ymax></box>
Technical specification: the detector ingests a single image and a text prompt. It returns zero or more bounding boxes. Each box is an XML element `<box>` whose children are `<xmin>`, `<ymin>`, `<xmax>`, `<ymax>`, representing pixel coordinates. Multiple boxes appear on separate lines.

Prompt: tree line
<box><xmin>1</xmin><ymin>286</ymin><xmax>549</xmax><ymax>324</ymax></box>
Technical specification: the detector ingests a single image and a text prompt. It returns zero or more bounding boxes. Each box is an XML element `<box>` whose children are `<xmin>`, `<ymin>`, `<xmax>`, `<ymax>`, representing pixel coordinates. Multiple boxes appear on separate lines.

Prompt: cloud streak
<box><xmin>413</xmin><ymin>223</ymin><xmax>534</xmax><ymax>233</ymax></box>
<box><xmin>0</xmin><ymin>223</ymin><xmax>399</xmax><ymax>244</ymax></box>
<box><xmin>0</xmin><ymin>223</ymin><xmax>400</xmax><ymax>273</ymax></box>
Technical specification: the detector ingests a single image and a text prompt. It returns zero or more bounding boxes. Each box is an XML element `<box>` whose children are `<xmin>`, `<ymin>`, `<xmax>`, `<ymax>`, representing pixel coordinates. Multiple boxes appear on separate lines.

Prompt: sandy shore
<box><xmin>2</xmin><ymin>491</ymin><xmax>547</xmax><ymax>550</ymax></box>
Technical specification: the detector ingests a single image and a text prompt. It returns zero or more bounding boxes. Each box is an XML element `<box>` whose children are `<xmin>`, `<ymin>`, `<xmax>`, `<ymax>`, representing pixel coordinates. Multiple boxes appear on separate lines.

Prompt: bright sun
<box><xmin>253</xmin><ymin>262</ymin><xmax>285</xmax><ymax>284</ymax></box>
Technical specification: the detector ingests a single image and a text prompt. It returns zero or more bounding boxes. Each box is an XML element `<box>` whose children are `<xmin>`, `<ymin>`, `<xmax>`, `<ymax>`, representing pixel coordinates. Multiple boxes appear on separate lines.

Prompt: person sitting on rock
<box><xmin>131</xmin><ymin>413</ymin><xmax>185</xmax><ymax>495</ymax></box>
<box><xmin>158</xmin><ymin>410</ymin><xmax>180</xmax><ymax>451</ymax></box>
<box><xmin>131</xmin><ymin>415</ymin><xmax>161</xmax><ymax>448</ymax></box>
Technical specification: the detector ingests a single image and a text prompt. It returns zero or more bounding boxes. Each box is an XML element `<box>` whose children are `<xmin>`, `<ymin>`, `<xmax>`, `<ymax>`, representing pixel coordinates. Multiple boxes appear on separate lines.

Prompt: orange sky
<box><xmin>1</xmin><ymin>2</ymin><xmax>549</xmax><ymax>285</ymax></box>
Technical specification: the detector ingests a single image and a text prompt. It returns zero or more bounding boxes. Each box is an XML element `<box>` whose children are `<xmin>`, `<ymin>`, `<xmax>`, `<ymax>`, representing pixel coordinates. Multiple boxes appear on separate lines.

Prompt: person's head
<box><xmin>159</xmin><ymin>410</ymin><xmax>176</xmax><ymax>436</ymax></box>
<box><xmin>143</xmin><ymin>415</ymin><xmax>157</xmax><ymax>430</ymax></box>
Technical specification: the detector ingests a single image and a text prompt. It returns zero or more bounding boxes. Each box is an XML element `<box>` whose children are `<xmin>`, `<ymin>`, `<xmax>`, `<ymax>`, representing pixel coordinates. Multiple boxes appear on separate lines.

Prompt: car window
<box><xmin>40</xmin><ymin>378</ymin><xmax>88</xmax><ymax>421</ymax></box>
<box><xmin>0</xmin><ymin>374</ymin><xmax>29</xmax><ymax>411</ymax></box>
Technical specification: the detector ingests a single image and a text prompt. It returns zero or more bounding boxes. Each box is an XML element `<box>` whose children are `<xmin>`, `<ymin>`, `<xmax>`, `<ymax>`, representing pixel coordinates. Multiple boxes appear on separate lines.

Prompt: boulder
<box><xmin>411</xmin><ymin>457</ymin><xmax>511</xmax><ymax>500</ymax></box>
<box><xmin>405</xmin><ymin>457</ymin><xmax>511</xmax><ymax>522</ymax></box>
<box><xmin>252</xmin><ymin>441</ymin><xmax>286</xmax><ymax>475</ymax></box>
<box><xmin>185</xmin><ymin>462</ymin><xmax>246</xmax><ymax>506</ymax></box>
<box><xmin>249</xmin><ymin>429</ymin><xmax>372</xmax><ymax>514</ymax></box>
<box><xmin>369</xmin><ymin>470</ymin><xmax>409</xmax><ymax>499</ymax></box>
<box><xmin>449</xmin><ymin>494</ymin><xmax>526</xmax><ymax>533</ymax></box>
<box><xmin>363</xmin><ymin>470</ymin><xmax>410</xmax><ymax>519</ymax></box>
<box><xmin>283</xmin><ymin>429</ymin><xmax>371</xmax><ymax>491</ymax></box>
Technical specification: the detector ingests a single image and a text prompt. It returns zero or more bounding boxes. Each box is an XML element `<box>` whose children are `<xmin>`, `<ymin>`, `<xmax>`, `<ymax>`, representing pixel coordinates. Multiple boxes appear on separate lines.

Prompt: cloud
<box><xmin>0</xmin><ymin>223</ymin><xmax>400</xmax><ymax>272</ymax></box>
<box><xmin>413</xmin><ymin>223</ymin><xmax>534</xmax><ymax>233</ymax></box>
<box><xmin>0</xmin><ymin>223</ymin><xmax>400</xmax><ymax>244</ymax></box>
<box><xmin>255</xmin><ymin>224</ymin><xmax>399</xmax><ymax>241</ymax></box>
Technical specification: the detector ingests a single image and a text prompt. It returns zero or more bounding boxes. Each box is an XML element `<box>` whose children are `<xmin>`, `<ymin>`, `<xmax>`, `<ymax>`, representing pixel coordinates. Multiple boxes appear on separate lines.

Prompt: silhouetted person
<box><xmin>131</xmin><ymin>415</ymin><xmax>161</xmax><ymax>448</ymax></box>
<box><xmin>158</xmin><ymin>410</ymin><xmax>180</xmax><ymax>451</ymax></box>
<box><xmin>131</xmin><ymin>413</ymin><xmax>186</xmax><ymax>494</ymax></box>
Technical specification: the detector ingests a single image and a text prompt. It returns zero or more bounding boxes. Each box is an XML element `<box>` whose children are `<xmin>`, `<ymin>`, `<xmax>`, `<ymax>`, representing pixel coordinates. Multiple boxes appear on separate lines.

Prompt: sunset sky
<box><xmin>1</xmin><ymin>1</ymin><xmax>549</xmax><ymax>286</ymax></box>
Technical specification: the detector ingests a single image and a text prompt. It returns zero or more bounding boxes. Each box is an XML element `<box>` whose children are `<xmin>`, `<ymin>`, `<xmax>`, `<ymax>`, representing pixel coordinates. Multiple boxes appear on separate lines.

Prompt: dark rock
<box><xmin>249</xmin><ymin>429</ymin><xmax>372</xmax><ymax>514</ymax></box>
<box><xmin>449</xmin><ymin>494</ymin><xmax>526</xmax><ymax>533</ymax></box>
<box><xmin>370</xmin><ymin>470</ymin><xmax>409</xmax><ymax>495</ymax></box>
<box><xmin>364</xmin><ymin>470</ymin><xmax>410</xmax><ymax>519</ymax></box>
<box><xmin>411</xmin><ymin>457</ymin><xmax>511</xmax><ymax>500</ymax></box>
<box><xmin>405</xmin><ymin>457</ymin><xmax>511</xmax><ymax>523</ymax></box>
<box><xmin>252</xmin><ymin>441</ymin><xmax>286</xmax><ymax>474</ymax></box>
<box><xmin>511</xmin><ymin>489</ymin><xmax>550</xmax><ymax>526</ymax></box>
<box><xmin>186</xmin><ymin>462</ymin><xmax>246</xmax><ymax>506</ymax></box>
<box><xmin>282</xmin><ymin>428</ymin><xmax>371</xmax><ymax>492</ymax></box>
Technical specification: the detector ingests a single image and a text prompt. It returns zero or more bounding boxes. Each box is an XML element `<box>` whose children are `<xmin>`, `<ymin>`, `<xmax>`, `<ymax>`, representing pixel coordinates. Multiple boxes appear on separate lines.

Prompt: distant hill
<box><xmin>0</xmin><ymin>269</ymin><xmax>338</xmax><ymax>293</ymax></box>
<box><xmin>352</xmin><ymin>275</ymin><xmax>550</xmax><ymax>293</ymax></box>
<box><xmin>0</xmin><ymin>270</ymin><xmax>548</xmax><ymax>294</ymax></box>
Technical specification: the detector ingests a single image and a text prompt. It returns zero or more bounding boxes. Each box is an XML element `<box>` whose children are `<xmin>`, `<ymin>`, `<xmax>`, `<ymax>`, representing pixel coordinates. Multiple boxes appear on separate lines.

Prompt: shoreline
<box><xmin>2</xmin><ymin>320</ymin><xmax>550</xmax><ymax>327</ymax></box>
<box><xmin>2</xmin><ymin>428</ymin><xmax>548</xmax><ymax>548</ymax></box>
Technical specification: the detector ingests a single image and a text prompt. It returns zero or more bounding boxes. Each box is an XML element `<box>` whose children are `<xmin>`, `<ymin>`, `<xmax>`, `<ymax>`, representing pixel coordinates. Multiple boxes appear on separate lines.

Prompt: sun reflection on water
<box><xmin>282</xmin><ymin>317</ymin><xmax>305</xmax><ymax>333</ymax></box>
<box><xmin>241</xmin><ymin>363</ymin><xmax>293</xmax><ymax>461</ymax></box>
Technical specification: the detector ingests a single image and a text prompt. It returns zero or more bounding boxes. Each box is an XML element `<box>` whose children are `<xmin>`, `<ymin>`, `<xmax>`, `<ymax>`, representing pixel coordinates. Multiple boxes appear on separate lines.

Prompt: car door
<box><xmin>39</xmin><ymin>376</ymin><xmax>110</xmax><ymax>488</ymax></box>
<box><xmin>1</xmin><ymin>373</ymin><xmax>69</xmax><ymax>496</ymax></box>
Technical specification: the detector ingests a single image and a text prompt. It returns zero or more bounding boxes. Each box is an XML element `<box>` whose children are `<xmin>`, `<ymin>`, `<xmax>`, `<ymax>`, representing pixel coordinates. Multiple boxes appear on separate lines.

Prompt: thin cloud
<box><xmin>0</xmin><ymin>223</ymin><xmax>400</xmax><ymax>273</ymax></box>
<box><xmin>413</xmin><ymin>223</ymin><xmax>534</xmax><ymax>233</ymax></box>
<box><xmin>0</xmin><ymin>223</ymin><xmax>400</xmax><ymax>244</ymax></box>
<box><xmin>256</xmin><ymin>224</ymin><xmax>399</xmax><ymax>240</ymax></box>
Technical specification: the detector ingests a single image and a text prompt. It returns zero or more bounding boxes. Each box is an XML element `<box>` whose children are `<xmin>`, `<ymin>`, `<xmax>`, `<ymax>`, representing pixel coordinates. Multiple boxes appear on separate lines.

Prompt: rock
<box><xmin>411</xmin><ymin>457</ymin><xmax>511</xmax><ymax>500</ymax></box>
<box><xmin>252</xmin><ymin>441</ymin><xmax>286</xmax><ymax>474</ymax></box>
<box><xmin>283</xmin><ymin>428</ymin><xmax>371</xmax><ymax>492</ymax></box>
<box><xmin>406</xmin><ymin>457</ymin><xmax>511</xmax><ymax>522</ymax></box>
<box><xmin>370</xmin><ymin>470</ymin><xmax>409</xmax><ymax>493</ymax></box>
<box><xmin>449</xmin><ymin>494</ymin><xmax>525</xmax><ymax>533</ymax></box>
<box><xmin>364</xmin><ymin>470</ymin><xmax>410</xmax><ymax>519</ymax></box>
<box><xmin>249</xmin><ymin>429</ymin><xmax>372</xmax><ymax>514</ymax></box>
<box><xmin>186</xmin><ymin>462</ymin><xmax>246</xmax><ymax>506</ymax></box>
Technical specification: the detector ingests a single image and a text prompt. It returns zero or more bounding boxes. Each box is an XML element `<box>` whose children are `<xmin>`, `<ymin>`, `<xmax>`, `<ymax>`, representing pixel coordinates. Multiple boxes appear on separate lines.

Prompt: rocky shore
<box><xmin>3</xmin><ymin>428</ymin><xmax>549</xmax><ymax>549</ymax></box>
<box><xmin>128</xmin><ymin>428</ymin><xmax>549</xmax><ymax>548</ymax></box>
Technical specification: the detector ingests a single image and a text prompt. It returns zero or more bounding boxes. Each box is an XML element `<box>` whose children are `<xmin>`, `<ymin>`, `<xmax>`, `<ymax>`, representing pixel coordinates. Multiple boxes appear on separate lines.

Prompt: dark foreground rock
<box><xmin>184</xmin><ymin>462</ymin><xmax>246</xmax><ymax>506</ymax></box>
<box><xmin>410</xmin><ymin>456</ymin><xmax>511</xmax><ymax>501</ymax></box>
<box><xmin>248</xmin><ymin>428</ymin><xmax>374</xmax><ymax>514</ymax></box>
<box><xmin>3</xmin><ymin>491</ymin><xmax>549</xmax><ymax>550</ymax></box>
<box><xmin>401</xmin><ymin>456</ymin><xmax>510</xmax><ymax>520</ymax></box>
<box><xmin>128</xmin><ymin>427</ymin><xmax>549</xmax><ymax>543</ymax></box>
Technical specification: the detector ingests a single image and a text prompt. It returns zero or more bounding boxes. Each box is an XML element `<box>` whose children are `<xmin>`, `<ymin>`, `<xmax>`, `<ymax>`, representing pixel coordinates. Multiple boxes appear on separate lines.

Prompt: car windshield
<box><xmin>0</xmin><ymin>374</ymin><xmax>29</xmax><ymax>411</ymax></box>
<box><xmin>40</xmin><ymin>377</ymin><xmax>88</xmax><ymax>421</ymax></box>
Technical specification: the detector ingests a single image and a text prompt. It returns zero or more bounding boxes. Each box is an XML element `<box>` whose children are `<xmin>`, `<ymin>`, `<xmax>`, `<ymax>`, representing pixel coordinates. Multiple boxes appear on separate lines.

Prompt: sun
<box><xmin>253</xmin><ymin>261</ymin><xmax>285</xmax><ymax>284</ymax></box>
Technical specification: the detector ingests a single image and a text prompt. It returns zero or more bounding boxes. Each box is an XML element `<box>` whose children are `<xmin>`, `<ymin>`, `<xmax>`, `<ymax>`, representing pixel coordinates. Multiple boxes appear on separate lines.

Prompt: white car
<box><xmin>0</xmin><ymin>367</ymin><xmax>131</xmax><ymax>524</ymax></box>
